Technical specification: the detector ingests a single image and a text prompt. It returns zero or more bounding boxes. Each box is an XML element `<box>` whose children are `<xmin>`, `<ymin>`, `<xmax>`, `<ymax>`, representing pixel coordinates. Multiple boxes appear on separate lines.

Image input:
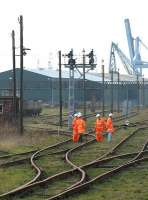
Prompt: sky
<box><xmin>0</xmin><ymin>0</ymin><xmax>148</xmax><ymax>76</ymax></box>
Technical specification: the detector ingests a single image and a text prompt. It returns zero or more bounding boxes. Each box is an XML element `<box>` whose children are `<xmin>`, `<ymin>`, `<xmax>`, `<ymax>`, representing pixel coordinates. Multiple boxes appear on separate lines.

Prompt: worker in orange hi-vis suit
<box><xmin>95</xmin><ymin>114</ymin><xmax>104</xmax><ymax>142</ymax></box>
<box><xmin>106</xmin><ymin>113</ymin><xmax>114</xmax><ymax>142</ymax></box>
<box><xmin>102</xmin><ymin>117</ymin><xmax>107</xmax><ymax>132</ymax></box>
<box><xmin>76</xmin><ymin>112</ymin><xmax>86</xmax><ymax>143</ymax></box>
<box><xmin>72</xmin><ymin>113</ymin><xmax>79</xmax><ymax>143</ymax></box>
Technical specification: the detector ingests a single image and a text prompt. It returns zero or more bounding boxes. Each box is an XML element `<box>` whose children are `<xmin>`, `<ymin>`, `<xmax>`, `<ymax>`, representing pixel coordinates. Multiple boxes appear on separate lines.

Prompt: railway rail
<box><xmin>25</xmin><ymin>111</ymin><xmax>138</xmax><ymax>131</ymax></box>
<box><xmin>0</xmin><ymin>113</ymin><xmax>147</xmax><ymax>199</ymax></box>
<box><xmin>0</xmin><ymin>133</ymin><xmax>94</xmax><ymax>198</ymax></box>
<box><xmin>46</xmin><ymin>126</ymin><xmax>148</xmax><ymax>200</ymax></box>
<box><xmin>30</xmin><ymin>110</ymin><xmax>136</xmax><ymax>127</ymax></box>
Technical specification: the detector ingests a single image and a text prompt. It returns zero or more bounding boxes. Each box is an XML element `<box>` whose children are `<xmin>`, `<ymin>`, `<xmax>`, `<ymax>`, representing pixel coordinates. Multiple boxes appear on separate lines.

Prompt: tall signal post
<box><xmin>64</xmin><ymin>49</ymin><xmax>96</xmax><ymax>129</ymax></box>
<box><xmin>64</xmin><ymin>49</ymin><xmax>76</xmax><ymax>129</ymax></box>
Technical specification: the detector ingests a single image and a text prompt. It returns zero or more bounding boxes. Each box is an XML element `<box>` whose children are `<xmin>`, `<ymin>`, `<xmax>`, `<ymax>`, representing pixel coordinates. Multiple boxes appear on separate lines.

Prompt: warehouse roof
<box><xmin>2</xmin><ymin>67</ymin><xmax>146</xmax><ymax>82</ymax></box>
<box><xmin>27</xmin><ymin>67</ymin><xmax>111</xmax><ymax>81</ymax></box>
<box><xmin>28</xmin><ymin>68</ymin><xmax>148</xmax><ymax>82</ymax></box>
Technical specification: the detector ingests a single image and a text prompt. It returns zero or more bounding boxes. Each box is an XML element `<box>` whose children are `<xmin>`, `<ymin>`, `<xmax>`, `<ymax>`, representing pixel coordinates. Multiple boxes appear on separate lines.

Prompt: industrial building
<box><xmin>0</xmin><ymin>68</ymin><xmax>106</xmax><ymax>104</ymax></box>
<box><xmin>0</xmin><ymin>68</ymin><xmax>147</xmax><ymax>113</ymax></box>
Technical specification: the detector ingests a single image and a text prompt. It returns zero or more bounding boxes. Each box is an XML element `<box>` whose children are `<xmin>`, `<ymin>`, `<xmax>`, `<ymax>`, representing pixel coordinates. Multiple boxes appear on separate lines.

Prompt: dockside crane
<box><xmin>109</xmin><ymin>42</ymin><xmax>137</xmax><ymax>75</ymax></box>
<box><xmin>124</xmin><ymin>18</ymin><xmax>148</xmax><ymax>76</ymax></box>
<box><xmin>109</xmin><ymin>18</ymin><xmax>148</xmax><ymax>76</ymax></box>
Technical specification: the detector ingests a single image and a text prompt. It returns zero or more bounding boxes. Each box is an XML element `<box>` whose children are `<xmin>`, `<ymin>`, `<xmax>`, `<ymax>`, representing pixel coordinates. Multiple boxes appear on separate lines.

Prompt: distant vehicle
<box><xmin>23</xmin><ymin>100</ymin><xmax>42</xmax><ymax>116</ymax></box>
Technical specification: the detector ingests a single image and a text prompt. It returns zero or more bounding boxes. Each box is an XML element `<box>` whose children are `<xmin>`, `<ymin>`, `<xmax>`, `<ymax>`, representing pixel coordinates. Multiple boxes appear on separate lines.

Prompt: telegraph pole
<box><xmin>19</xmin><ymin>15</ymin><xmax>24</xmax><ymax>134</ymax></box>
<box><xmin>102</xmin><ymin>59</ymin><xmax>105</xmax><ymax>116</ymax></box>
<box><xmin>12</xmin><ymin>30</ymin><xmax>17</xmax><ymax>121</ymax></box>
<box><xmin>59</xmin><ymin>51</ymin><xmax>62</xmax><ymax>127</ymax></box>
<box><xmin>83</xmin><ymin>49</ymin><xmax>86</xmax><ymax>119</ymax></box>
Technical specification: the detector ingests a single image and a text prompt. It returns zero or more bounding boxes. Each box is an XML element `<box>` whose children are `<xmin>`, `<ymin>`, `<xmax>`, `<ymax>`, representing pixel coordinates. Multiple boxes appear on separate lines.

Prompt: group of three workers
<box><xmin>72</xmin><ymin>112</ymin><xmax>114</xmax><ymax>143</ymax></box>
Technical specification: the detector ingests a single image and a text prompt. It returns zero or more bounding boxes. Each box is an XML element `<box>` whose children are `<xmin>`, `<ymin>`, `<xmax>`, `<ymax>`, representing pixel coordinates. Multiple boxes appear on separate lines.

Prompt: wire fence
<box><xmin>0</xmin><ymin>80</ymin><xmax>147</xmax><ymax>117</ymax></box>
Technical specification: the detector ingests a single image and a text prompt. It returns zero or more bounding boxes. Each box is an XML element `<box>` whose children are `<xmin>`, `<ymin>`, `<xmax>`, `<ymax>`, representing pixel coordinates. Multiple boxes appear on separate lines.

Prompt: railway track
<box><xmin>0</xmin><ymin>124</ymin><xmax>147</xmax><ymax>199</ymax></box>
<box><xmin>29</xmin><ymin>109</ymin><xmax>135</xmax><ymax>127</ymax></box>
<box><xmin>45</xmin><ymin>126</ymin><xmax>148</xmax><ymax>200</ymax></box>
<box><xmin>0</xmin><ymin>113</ymin><xmax>147</xmax><ymax>199</ymax></box>
<box><xmin>0</xmin><ymin>149</ymin><xmax>38</xmax><ymax>165</ymax></box>
<box><xmin>0</xmin><ymin>133</ymin><xmax>95</xmax><ymax>198</ymax></box>
<box><xmin>25</xmin><ymin>111</ymin><xmax>138</xmax><ymax>131</ymax></box>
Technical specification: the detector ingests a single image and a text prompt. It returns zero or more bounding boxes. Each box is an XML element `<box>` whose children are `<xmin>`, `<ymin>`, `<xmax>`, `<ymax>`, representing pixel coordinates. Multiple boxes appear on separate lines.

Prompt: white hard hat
<box><xmin>109</xmin><ymin>113</ymin><xmax>113</xmax><ymax>117</ymax></box>
<box><xmin>77</xmin><ymin>112</ymin><xmax>82</xmax><ymax>117</ymax></box>
<box><xmin>74</xmin><ymin>113</ymin><xmax>78</xmax><ymax>117</ymax></box>
<box><xmin>96</xmin><ymin>113</ymin><xmax>100</xmax><ymax>118</ymax></box>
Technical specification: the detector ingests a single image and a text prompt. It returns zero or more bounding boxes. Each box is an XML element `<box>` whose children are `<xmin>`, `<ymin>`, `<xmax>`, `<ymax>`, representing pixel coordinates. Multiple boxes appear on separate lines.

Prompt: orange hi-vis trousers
<box><xmin>95</xmin><ymin>132</ymin><xmax>104</xmax><ymax>142</ymax></box>
<box><xmin>72</xmin><ymin>129</ymin><xmax>80</xmax><ymax>143</ymax></box>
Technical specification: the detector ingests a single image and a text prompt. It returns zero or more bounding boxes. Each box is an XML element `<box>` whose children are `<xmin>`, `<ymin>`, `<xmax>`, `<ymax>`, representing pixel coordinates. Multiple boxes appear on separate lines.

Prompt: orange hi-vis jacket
<box><xmin>95</xmin><ymin>118</ymin><xmax>104</xmax><ymax>133</ymax></box>
<box><xmin>102</xmin><ymin>118</ymin><xmax>107</xmax><ymax>132</ymax></box>
<box><xmin>75</xmin><ymin>117</ymin><xmax>86</xmax><ymax>134</ymax></box>
<box><xmin>72</xmin><ymin>117</ymin><xmax>79</xmax><ymax>143</ymax></box>
<box><xmin>72</xmin><ymin>117</ymin><xmax>79</xmax><ymax>134</ymax></box>
<box><xmin>106</xmin><ymin>117</ymin><xmax>114</xmax><ymax>133</ymax></box>
<box><xmin>72</xmin><ymin>117</ymin><xmax>78</xmax><ymax>130</ymax></box>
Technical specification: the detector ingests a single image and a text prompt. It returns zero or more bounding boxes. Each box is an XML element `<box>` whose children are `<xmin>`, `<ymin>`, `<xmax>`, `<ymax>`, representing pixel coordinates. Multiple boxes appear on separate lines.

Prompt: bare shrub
<box><xmin>0</xmin><ymin>122</ymin><xmax>50</xmax><ymax>150</ymax></box>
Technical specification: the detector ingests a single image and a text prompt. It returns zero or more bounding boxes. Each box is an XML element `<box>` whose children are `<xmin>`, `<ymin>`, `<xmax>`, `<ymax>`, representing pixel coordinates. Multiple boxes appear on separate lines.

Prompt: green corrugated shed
<box><xmin>0</xmin><ymin>69</ymin><xmax>101</xmax><ymax>104</ymax></box>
